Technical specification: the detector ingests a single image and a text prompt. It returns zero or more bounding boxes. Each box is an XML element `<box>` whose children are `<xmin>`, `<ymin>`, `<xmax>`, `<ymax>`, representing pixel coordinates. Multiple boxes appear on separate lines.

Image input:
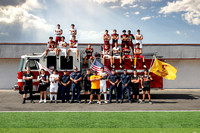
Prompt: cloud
<box><xmin>0</xmin><ymin>0</ymin><xmax>26</xmax><ymax>6</ymax></box>
<box><xmin>78</xmin><ymin>30</ymin><xmax>104</xmax><ymax>43</ymax></box>
<box><xmin>134</xmin><ymin>11</ymin><xmax>140</xmax><ymax>15</ymax></box>
<box><xmin>176</xmin><ymin>30</ymin><xmax>181</xmax><ymax>35</ymax></box>
<box><xmin>140</xmin><ymin>6</ymin><xmax>147</xmax><ymax>10</ymax></box>
<box><xmin>129</xmin><ymin>4</ymin><xmax>138</xmax><ymax>8</ymax></box>
<box><xmin>91</xmin><ymin>0</ymin><xmax>118</xmax><ymax>4</ymax></box>
<box><xmin>159</xmin><ymin>0</ymin><xmax>200</xmax><ymax>25</ymax></box>
<box><xmin>110</xmin><ymin>5</ymin><xmax>120</xmax><ymax>9</ymax></box>
<box><xmin>141</xmin><ymin>16</ymin><xmax>151</xmax><ymax>21</ymax></box>
<box><xmin>151</xmin><ymin>0</ymin><xmax>162</xmax><ymax>2</ymax></box>
<box><xmin>0</xmin><ymin>0</ymin><xmax>53</xmax><ymax>31</ymax></box>
<box><xmin>124</xmin><ymin>12</ymin><xmax>130</xmax><ymax>17</ymax></box>
<box><xmin>121</xmin><ymin>0</ymin><xmax>139</xmax><ymax>7</ymax></box>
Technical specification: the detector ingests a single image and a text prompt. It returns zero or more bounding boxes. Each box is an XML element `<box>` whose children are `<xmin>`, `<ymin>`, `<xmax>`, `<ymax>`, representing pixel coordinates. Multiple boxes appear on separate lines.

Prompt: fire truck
<box><xmin>14</xmin><ymin>45</ymin><xmax>163</xmax><ymax>97</ymax></box>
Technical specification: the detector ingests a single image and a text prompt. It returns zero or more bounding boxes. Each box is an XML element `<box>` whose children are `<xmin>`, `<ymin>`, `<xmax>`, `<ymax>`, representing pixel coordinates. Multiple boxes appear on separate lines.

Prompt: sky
<box><xmin>0</xmin><ymin>0</ymin><xmax>200</xmax><ymax>44</ymax></box>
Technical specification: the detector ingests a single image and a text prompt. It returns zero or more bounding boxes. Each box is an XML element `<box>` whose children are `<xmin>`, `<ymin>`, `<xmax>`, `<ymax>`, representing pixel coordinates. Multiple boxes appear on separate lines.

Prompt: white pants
<box><xmin>100</xmin><ymin>81</ymin><xmax>107</xmax><ymax>92</ymax></box>
<box><xmin>50</xmin><ymin>85</ymin><xmax>58</xmax><ymax>93</ymax></box>
<box><xmin>70</xmin><ymin>48</ymin><xmax>77</xmax><ymax>52</ymax></box>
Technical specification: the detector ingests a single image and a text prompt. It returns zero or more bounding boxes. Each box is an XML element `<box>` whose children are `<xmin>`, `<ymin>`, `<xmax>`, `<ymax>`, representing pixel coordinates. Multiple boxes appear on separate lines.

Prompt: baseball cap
<box><xmin>124</xmin><ymin>69</ymin><xmax>127</xmax><ymax>71</ymax></box>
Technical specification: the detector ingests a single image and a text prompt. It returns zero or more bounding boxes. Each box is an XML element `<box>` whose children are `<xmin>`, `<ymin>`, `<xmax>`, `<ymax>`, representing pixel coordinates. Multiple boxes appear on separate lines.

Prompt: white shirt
<box><xmin>54</xmin><ymin>29</ymin><xmax>63</xmax><ymax>37</ymax></box>
<box><xmin>99</xmin><ymin>71</ymin><xmax>107</xmax><ymax>84</ymax></box>
<box><xmin>69</xmin><ymin>28</ymin><xmax>77</xmax><ymax>39</ymax></box>
<box><xmin>135</xmin><ymin>34</ymin><xmax>143</xmax><ymax>48</ymax></box>
<box><xmin>58</xmin><ymin>41</ymin><xmax>67</xmax><ymax>49</ymax></box>
<box><xmin>113</xmin><ymin>46</ymin><xmax>120</xmax><ymax>55</ymax></box>
<box><xmin>49</xmin><ymin>74</ymin><xmax>59</xmax><ymax>87</ymax></box>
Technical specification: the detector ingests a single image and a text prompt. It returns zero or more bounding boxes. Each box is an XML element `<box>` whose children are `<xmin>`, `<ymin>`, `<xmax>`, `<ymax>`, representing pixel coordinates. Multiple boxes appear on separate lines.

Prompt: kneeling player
<box><xmin>122</xmin><ymin>44</ymin><xmax>134</xmax><ymax>68</ymax></box>
<box><xmin>67</xmin><ymin>35</ymin><xmax>79</xmax><ymax>61</ymax></box>
<box><xmin>131</xmin><ymin>70</ymin><xmax>140</xmax><ymax>103</ymax></box>
<box><xmin>134</xmin><ymin>43</ymin><xmax>146</xmax><ymax>68</ymax></box>
<box><xmin>111</xmin><ymin>42</ymin><xmax>122</xmax><ymax>68</ymax></box>
<box><xmin>45</xmin><ymin>37</ymin><xmax>58</xmax><ymax>57</ymax></box>
<box><xmin>84</xmin><ymin>45</ymin><xmax>95</xmax><ymax>67</ymax></box>
<box><xmin>58</xmin><ymin>36</ymin><xmax>67</xmax><ymax>57</ymax></box>
<box><xmin>103</xmin><ymin>42</ymin><xmax>112</xmax><ymax>65</ymax></box>
<box><xmin>140</xmin><ymin>69</ymin><xmax>153</xmax><ymax>104</ymax></box>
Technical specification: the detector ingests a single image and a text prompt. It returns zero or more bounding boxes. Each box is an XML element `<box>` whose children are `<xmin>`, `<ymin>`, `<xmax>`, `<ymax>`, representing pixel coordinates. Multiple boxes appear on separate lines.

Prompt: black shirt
<box><xmin>142</xmin><ymin>75</ymin><xmax>151</xmax><ymax>88</ymax></box>
<box><xmin>131</xmin><ymin>75</ymin><xmax>139</xmax><ymax>87</ymax></box>
<box><xmin>60</xmin><ymin>75</ymin><xmax>71</xmax><ymax>84</ymax></box>
<box><xmin>23</xmin><ymin>73</ymin><xmax>34</xmax><ymax>86</ymax></box>
<box><xmin>83</xmin><ymin>73</ymin><xmax>92</xmax><ymax>87</ymax></box>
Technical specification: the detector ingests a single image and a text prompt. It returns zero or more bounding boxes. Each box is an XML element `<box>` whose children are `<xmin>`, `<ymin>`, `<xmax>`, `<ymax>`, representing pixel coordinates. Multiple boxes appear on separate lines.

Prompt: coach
<box><xmin>70</xmin><ymin>66</ymin><xmax>82</xmax><ymax>103</ymax></box>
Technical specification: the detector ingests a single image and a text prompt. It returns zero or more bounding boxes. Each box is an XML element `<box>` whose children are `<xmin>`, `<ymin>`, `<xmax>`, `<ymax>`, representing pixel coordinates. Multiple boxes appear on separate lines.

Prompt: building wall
<box><xmin>0</xmin><ymin>59</ymin><xmax>20</xmax><ymax>89</ymax></box>
<box><xmin>163</xmin><ymin>60</ymin><xmax>200</xmax><ymax>89</ymax></box>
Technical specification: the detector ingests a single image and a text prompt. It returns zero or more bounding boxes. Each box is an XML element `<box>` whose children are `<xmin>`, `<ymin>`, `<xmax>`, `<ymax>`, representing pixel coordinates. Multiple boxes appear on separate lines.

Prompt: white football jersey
<box><xmin>49</xmin><ymin>74</ymin><xmax>59</xmax><ymax>86</ymax></box>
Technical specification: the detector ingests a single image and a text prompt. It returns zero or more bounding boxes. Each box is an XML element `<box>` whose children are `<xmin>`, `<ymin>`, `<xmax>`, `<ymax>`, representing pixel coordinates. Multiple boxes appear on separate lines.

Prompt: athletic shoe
<box><xmin>140</xmin><ymin>100</ymin><xmax>145</xmax><ymax>104</ymax></box>
<box><xmin>67</xmin><ymin>58</ymin><xmax>70</xmax><ymax>62</ymax></box>
<box><xmin>129</xmin><ymin>100</ymin><xmax>132</xmax><ymax>104</ymax></box>
<box><xmin>132</xmin><ymin>64</ymin><xmax>134</xmax><ymax>68</ymax></box>
<box><xmin>77</xmin><ymin>58</ymin><xmax>79</xmax><ymax>61</ymax></box>
<box><xmin>132</xmin><ymin>99</ymin><xmax>135</xmax><ymax>103</ymax></box>
<box><xmin>88</xmin><ymin>101</ymin><xmax>92</xmax><ymax>104</ymax></box>
<box><xmin>116</xmin><ymin>101</ymin><xmax>119</xmax><ymax>104</ymax></box>
<box><xmin>44</xmin><ymin>100</ymin><xmax>47</xmax><ymax>103</ymax></box>
<box><xmin>78</xmin><ymin>101</ymin><xmax>81</xmax><ymax>104</ymax></box>
<box><xmin>143</xmin><ymin>65</ymin><xmax>147</xmax><ymax>68</ymax></box>
<box><xmin>109</xmin><ymin>100</ymin><xmax>112</xmax><ymax>103</ymax></box>
<box><xmin>149</xmin><ymin>101</ymin><xmax>153</xmax><ymax>104</ymax></box>
<box><xmin>113</xmin><ymin>65</ymin><xmax>115</xmax><ymax>68</ymax></box>
<box><xmin>134</xmin><ymin>65</ymin><xmax>136</xmax><ymax>69</ymax></box>
<box><xmin>39</xmin><ymin>100</ymin><xmax>42</xmax><ymax>103</ymax></box>
<box><xmin>49</xmin><ymin>100</ymin><xmax>53</xmax><ymax>103</ymax></box>
<box><xmin>120</xmin><ymin>100</ymin><xmax>123</xmax><ymax>104</ymax></box>
<box><xmin>84</xmin><ymin>100</ymin><xmax>87</xmax><ymax>104</ymax></box>
<box><xmin>105</xmin><ymin>101</ymin><xmax>108</xmax><ymax>104</ymax></box>
<box><xmin>22</xmin><ymin>101</ymin><xmax>25</xmax><ymax>104</ymax></box>
<box><xmin>31</xmin><ymin>100</ymin><xmax>35</xmax><ymax>104</ymax></box>
<box><xmin>120</xmin><ymin>65</ymin><xmax>123</xmax><ymax>68</ymax></box>
<box><xmin>99</xmin><ymin>101</ymin><xmax>102</xmax><ymax>105</ymax></box>
<box><xmin>97</xmin><ymin>101</ymin><xmax>99</xmax><ymax>104</ymax></box>
<box><xmin>137</xmin><ymin>99</ymin><xmax>140</xmax><ymax>104</ymax></box>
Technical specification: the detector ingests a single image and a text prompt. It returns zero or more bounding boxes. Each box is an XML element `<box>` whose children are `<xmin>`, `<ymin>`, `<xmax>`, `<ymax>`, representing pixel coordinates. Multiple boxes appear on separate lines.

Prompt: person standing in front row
<box><xmin>89</xmin><ymin>70</ymin><xmax>102</xmax><ymax>105</ymax></box>
<box><xmin>83</xmin><ymin>69</ymin><xmax>92</xmax><ymax>103</ymax></box>
<box><xmin>49</xmin><ymin>69</ymin><xmax>60</xmax><ymax>104</ymax></box>
<box><xmin>131</xmin><ymin>70</ymin><xmax>140</xmax><ymax>103</ymax></box>
<box><xmin>140</xmin><ymin>69</ymin><xmax>153</xmax><ymax>104</ymax></box>
<box><xmin>70</xmin><ymin>66</ymin><xmax>82</xmax><ymax>103</ymax></box>
<box><xmin>120</xmin><ymin>69</ymin><xmax>131</xmax><ymax>104</ymax></box>
<box><xmin>99</xmin><ymin>67</ymin><xmax>108</xmax><ymax>104</ymax></box>
<box><xmin>60</xmin><ymin>70</ymin><xmax>71</xmax><ymax>103</ymax></box>
<box><xmin>108</xmin><ymin>69</ymin><xmax>119</xmax><ymax>103</ymax></box>
<box><xmin>22</xmin><ymin>67</ymin><xmax>34</xmax><ymax>104</ymax></box>
<box><xmin>37</xmin><ymin>69</ymin><xmax>49</xmax><ymax>103</ymax></box>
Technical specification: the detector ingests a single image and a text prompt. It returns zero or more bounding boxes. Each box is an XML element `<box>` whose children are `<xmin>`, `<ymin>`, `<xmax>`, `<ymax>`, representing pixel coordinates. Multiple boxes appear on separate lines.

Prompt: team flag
<box><xmin>36</xmin><ymin>61</ymin><xmax>52</xmax><ymax>74</ymax></box>
<box><xmin>150</xmin><ymin>58</ymin><xmax>177</xmax><ymax>80</ymax></box>
<box><xmin>90</xmin><ymin>59</ymin><xmax>111</xmax><ymax>75</ymax></box>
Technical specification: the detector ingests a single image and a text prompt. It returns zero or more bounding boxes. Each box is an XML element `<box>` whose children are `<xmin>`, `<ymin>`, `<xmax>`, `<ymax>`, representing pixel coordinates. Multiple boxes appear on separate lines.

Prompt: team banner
<box><xmin>150</xmin><ymin>58</ymin><xmax>177</xmax><ymax>80</ymax></box>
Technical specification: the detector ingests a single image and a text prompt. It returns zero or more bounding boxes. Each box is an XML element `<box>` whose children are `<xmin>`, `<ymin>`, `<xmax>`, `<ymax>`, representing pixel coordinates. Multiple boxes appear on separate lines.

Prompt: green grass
<box><xmin>0</xmin><ymin>112</ymin><xmax>200</xmax><ymax>132</ymax></box>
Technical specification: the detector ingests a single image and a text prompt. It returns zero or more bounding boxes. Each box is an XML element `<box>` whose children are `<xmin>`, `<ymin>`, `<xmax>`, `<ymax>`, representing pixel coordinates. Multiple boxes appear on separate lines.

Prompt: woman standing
<box><xmin>37</xmin><ymin>69</ymin><xmax>49</xmax><ymax>103</ymax></box>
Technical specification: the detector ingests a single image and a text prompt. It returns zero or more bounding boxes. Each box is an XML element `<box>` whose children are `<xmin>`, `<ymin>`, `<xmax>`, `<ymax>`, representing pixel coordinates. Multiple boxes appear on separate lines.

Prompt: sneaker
<box><xmin>78</xmin><ymin>101</ymin><xmax>81</xmax><ymax>104</ymax></box>
<box><xmin>97</xmin><ymin>101</ymin><xmax>99</xmax><ymax>104</ymax></box>
<box><xmin>39</xmin><ymin>100</ymin><xmax>42</xmax><ymax>103</ymax></box>
<box><xmin>140</xmin><ymin>100</ymin><xmax>145</xmax><ymax>104</ymax></box>
<box><xmin>134</xmin><ymin>65</ymin><xmax>136</xmax><ymax>69</ymax></box>
<box><xmin>143</xmin><ymin>65</ymin><xmax>147</xmax><ymax>68</ymax></box>
<box><xmin>116</xmin><ymin>101</ymin><xmax>119</xmax><ymax>104</ymax></box>
<box><xmin>105</xmin><ymin>101</ymin><xmax>108</xmax><ymax>104</ymax></box>
<box><xmin>109</xmin><ymin>100</ymin><xmax>111</xmax><ymax>103</ymax></box>
<box><xmin>129</xmin><ymin>100</ymin><xmax>132</xmax><ymax>104</ymax></box>
<box><xmin>132</xmin><ymin>99</ymin><xmax>135</xmax><ymax>103</ymax></box>
<box><xmin>84</xmin><ymin>100</ymin><xmax>87</xmax><ymax>104</ymax></box>
<box><xmin>88</xmin><ymin>101</ymin><xmax>92</xmax><ymax>104</ymax></box>
<box><xmin>31</xmin><ymin>100</ymin><xmax>35</xmax><ymax>104</ymax></box>
<box><xmin>77</xmin><ymin>58</ymin><xmax>79</xmax><ymax>61</ymax></box>
<box><xmin>149</xmin><ymin>101</ymin><xmax>153</xmax><ymax>104</ymax></box>
<box><xmin>99</xmin><ymin>101</ymin><xmax>102</xmax><ymax>105</ymax></box>
<box><xmin>137</xmin><ymin>99</ymin><xmax>140</xmax><ymax>104</ymax></box>
<box><xmin>22</xmin><ymin>101</ymin><xmax>25</xmax><ymax>104</ymax></box>
<box><xmin>120</xmin><ymin>65</ymin><xmax>123</xmax><ymax>68</ymax></box>
<box><xmin>44</xmin><ymin>100</ymin><xmax>47</xmax><ymax>103</ymax></box>
<box><xmin>113</xmin><ymin>65</ymin><xmax>115</xmax><ymax>68</ymax></box>
<box><xmin>120</xmin><ymin>100</ymin><xmax>123</xmax><ymax>104</ymax></box>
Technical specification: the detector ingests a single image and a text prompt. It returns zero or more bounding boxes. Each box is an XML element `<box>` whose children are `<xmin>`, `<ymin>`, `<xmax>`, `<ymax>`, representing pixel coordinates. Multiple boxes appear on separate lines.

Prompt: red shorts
<box><xmin>134</xmin><ymin>54</ymin><xmax>144</xmax><ymax>59</ymax></box>
<box><xmin>55</xmin><ymin>36</ymin><xmax>61</xmax><ymax>44</ymax></box>
<box><xmin>123</xmin><ymin>55</ymin><xmax>131</xmax><ymax>58</ymax></box>
<box><xmin>85</xmin><ymin>55</ymin><xmax>94</xmax><ymax>60</ymax></box>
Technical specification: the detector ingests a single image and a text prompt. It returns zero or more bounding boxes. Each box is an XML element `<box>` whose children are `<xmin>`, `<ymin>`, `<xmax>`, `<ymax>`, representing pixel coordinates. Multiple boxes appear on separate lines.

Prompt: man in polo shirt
<box><xmin>60</xmin><ymin>70</ymin><xmax>71</xmax><ymax>103</ymax></box>
<box><xmin>89</xmin><ymin>70</ymin><xmax>102</xmax><ymax>104</ymax></box>
<box><xmin>121</xmin><ymin>69</ymin><xmax>131</xmax><ymax>104</ymax></box>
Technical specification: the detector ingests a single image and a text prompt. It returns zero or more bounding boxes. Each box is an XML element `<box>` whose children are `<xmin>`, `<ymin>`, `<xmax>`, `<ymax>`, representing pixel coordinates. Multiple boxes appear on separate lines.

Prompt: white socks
<box><xmin>50</xmin><ymin>94</ymin><xmax>53</xmax><ymax>101</ymax></box>
<box><xmin>104</xmin><ymin>93</ymin><xmax>107</xmax><ymax>101</ymax></box>
<box><xmin>50</xmin><ymin>94</ymin><xmax>57</xmax><ymax>101</ymax></box>
<box><xmin>54</xmin><ymin>94</ymin><xmax>57</xmax><ymax>101</ymax></box>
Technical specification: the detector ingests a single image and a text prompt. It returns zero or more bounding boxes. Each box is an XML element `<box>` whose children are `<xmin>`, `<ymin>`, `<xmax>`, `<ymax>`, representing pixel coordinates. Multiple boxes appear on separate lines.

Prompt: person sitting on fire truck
<box><xmin>111</xmin><ymin>42</ymin><xmax>123</xmax><ymax>68</ymax></box>
<box><xmin>111</xmin><ymin>29</ymin><xmax>119</xmax><ymax>48</ymax></box>
<box><xmin>44</xmin><ymin>36</ymin><xmax>59</xmax><ymax>57</ymax></box>
<box><xmin>133</xmin><ymin>43</ymin><xmax>146</xmax><ymax>68</ymax></box>
<box><xmin>67</xmin><ymin>35</ymin><xmax>79</xmax><ymax>62</ymax></box>
<box><xmin>57</xmin><ymin>36</ymin><xmax>67</xmax><ymax>57</ymax></box>
<box><xmin>122</xmin><ymin>44</ymin><xmax>134</xmax><ymax>68</ymax></box>
<box><xmin>83</xmin><ymin>44</ymin><xmax>95</xmax><ymax>67</ymax></box>
<box><xmin>103</xmin><ymin>42</ymin><xmax>112</xmax><ymax>65</ymax></box>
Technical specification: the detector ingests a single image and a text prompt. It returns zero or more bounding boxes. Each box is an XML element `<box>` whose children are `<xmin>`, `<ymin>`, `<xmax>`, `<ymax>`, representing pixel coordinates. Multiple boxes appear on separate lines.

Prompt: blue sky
<box><xmin>0</xmin><ymin>0</ymin><xmax>199</xmax><ymax>44</ymax></box>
